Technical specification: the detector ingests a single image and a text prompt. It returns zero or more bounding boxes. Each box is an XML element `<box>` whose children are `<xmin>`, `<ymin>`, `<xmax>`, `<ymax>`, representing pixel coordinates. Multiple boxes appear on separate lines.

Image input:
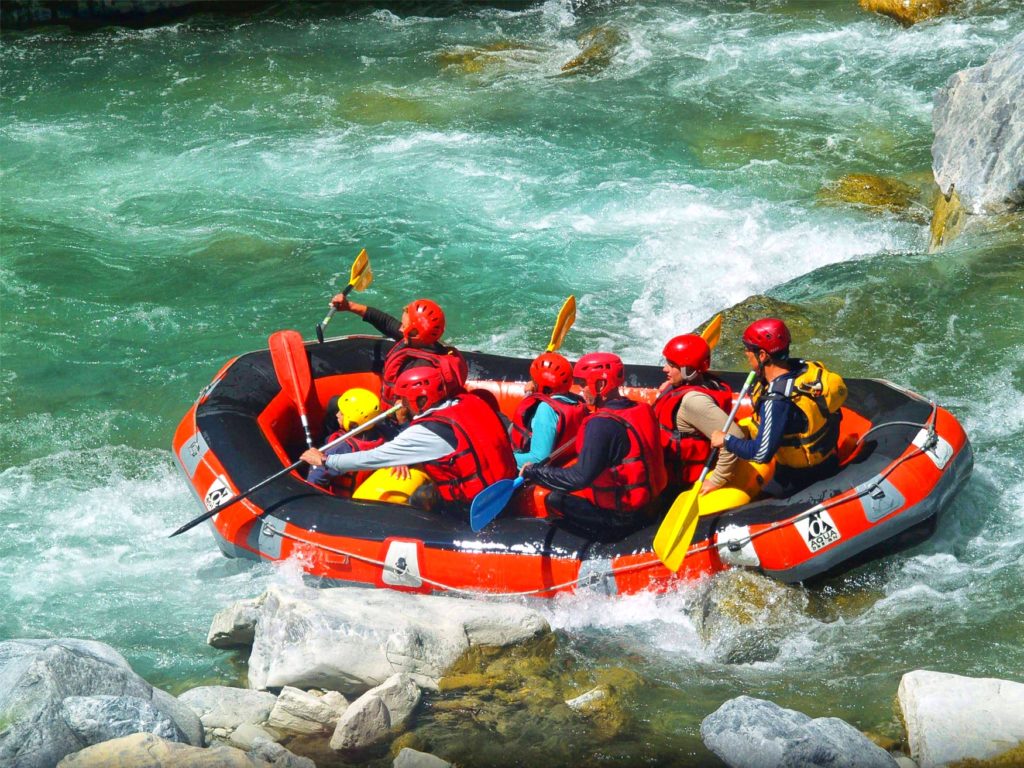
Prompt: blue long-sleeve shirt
<box><xmin>513</xmin><ymin>396</ymin><xmax>578</xmax><ymax>469</ymax></box>
<box><xmin>724</xmin><ymin>372</ymin><xmax>806</xmax><ymax>464</ymax></box>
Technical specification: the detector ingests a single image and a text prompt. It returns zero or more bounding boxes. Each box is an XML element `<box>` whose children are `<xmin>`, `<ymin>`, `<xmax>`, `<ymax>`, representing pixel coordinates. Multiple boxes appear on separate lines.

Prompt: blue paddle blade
<box><xmin>470</xmin><ymin>476</ymin><xmax>524</xmax><ymax>532</ymax></box>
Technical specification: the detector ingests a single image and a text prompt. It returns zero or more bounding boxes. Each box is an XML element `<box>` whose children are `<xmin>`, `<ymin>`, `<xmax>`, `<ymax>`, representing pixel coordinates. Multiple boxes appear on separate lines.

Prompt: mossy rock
<box><xmin>859</xmin><ymin>0</ymin><xmax>951</xmax><ymax>27</ymax></box>
<box><xmin>438</xmin><ymin>672</ymin><xmax>495</xmax><ymax>692</ymax></box>
<box><xmin>700</xmin><ymin>295</ymin><xmax>815</xmax><ymax>369</ymax></box>
<box><xmin>560</xmin><ymin>26</ymin><xmax>624</xmax><ymax>74</ymax></box>
<box><xmin>438</xmin><ymin>40</ymin><xmax>541</xmax><ymax>74</ymax></box>
<box><xmin>863</xmin><ymin>730</ymin><xmax>902</xmax><ymax>752</ymax></box>
<box><xmin>949</xmin><ymin>742</ymin><xmax>1024</xmax><ymax>767</ymax></box>
<box><xmin>930</xmin><ymin>185</ymin><xmax>967</xmax><ymax>251</ymax></box>
<box><xmin>338</xmin><ymin>89</ymin><xmax>431</xmax><ymax>124</ymax></box>
<box><xmin>389</xmin><ymin>729</ymin><xmax>429</xmax><ymax>758</ymax></box>
<box><xmin>446</xmin><ymin>631</ymin><xmax>557</xmax><ymax>677</ymax></box>
<box><xmin>817</xmin><ymin>173</ymin><xmax>926</xmax><ymax>221</ymax></box>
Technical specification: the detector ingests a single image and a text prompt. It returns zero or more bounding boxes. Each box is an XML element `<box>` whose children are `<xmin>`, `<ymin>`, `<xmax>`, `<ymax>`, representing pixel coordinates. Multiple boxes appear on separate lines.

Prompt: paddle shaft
<box><xmin>696</xmin><ymin>370</ymin><xmax>756</xmax><ymax>484</ymax></box>
<box><xmin>318</xmin><ymin>280</ymin><xmax>356</xmax><ymax>329</ymax></box>
<box><xmin>169</xmin><ymin>404</ymin><xmax>400</xmax><ymax>538</ymax></box>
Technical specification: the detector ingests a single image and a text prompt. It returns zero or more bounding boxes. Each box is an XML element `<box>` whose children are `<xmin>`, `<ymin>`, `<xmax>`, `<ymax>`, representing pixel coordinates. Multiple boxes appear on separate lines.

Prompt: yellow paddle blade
<box><xmin>349</xmin><ymin>248</ymin><xmax>373</xmax><ymax>291</ymax></box>
<box><xmin>700</xmin><ymin>314</ymin><xmax>722</xmax><ymax>351</ymax></box>
<box><xmin>546</xmin><ymin>295</ymin><xmax>577</xmax><ymax>352</ymax></box>
<box><xmin>652</xmin><ymin>481</ymin><xmax>703</xmax><ymax>572</ymax></box>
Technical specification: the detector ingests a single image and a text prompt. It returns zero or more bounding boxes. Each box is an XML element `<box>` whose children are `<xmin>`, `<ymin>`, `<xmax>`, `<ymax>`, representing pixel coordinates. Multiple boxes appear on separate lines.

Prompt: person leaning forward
<box><xmin>330</xmin><ymin>294</ymin><xmax>468</xmax><ymax>406</ymax></box>
<box><xmin>301</xmin><ymin>365</ymin><xmax>516</xmax><ymax>517</ymax></box>
<box><xmin>711</xmin><ymin>317</ymin><xmax>847</xmax><ymax>498</ymax></box>
<box><xmin>521</xmin><ymin>352</ymin><xmax>667</xmax><ymax>540</ymax></box>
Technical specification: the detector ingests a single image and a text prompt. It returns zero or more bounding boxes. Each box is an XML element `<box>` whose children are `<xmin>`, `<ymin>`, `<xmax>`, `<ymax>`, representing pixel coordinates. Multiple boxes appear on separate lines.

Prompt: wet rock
<box><xmin>437</xmin><ymin>41</ymin><xmax>541</xmax><ymax>75</ymax></box>
<box><xmin>177</xmin><ymin>685</ymin><xmax>277</xmax><ymax>733</ymax></box>
<box><xmin>561</xmin><ymin>26</ymin><xmax>624</xmax><ymax>74</ymax></box>
<box><xmin>248</xmin><ymin>737</ymin><xmax>316</xmax><ymax>768</ymax></box>
<box><xmin>60</xmin><ymin>695</ymin><xmax>187</xmax><ymax>747</ymax></box>
<box><xmin>330</xmin><ymin>673</ymin><xmax>422</xmax><ymax>752</ymax></box>
<box><xmin>208</xmin><ymin>597</ymin><xmax>262</xmax><ymax>649</ymax></box>
<box><xmin>706</xmin><ymin>296</ymin><xmax>817</xmax><ymax>369</ymax></box>
<box><xmin>928</xmin><ymin>186</ymin><xmax>967</xmax><ymax>251</ymax></box>
<box><xmin>897</xmin><ymin>670</ymin><xmax>1024</xmax><ymax>767</ymax></box>
<box><xmin>565</xmin><ymin>686</ymin><xmax>609</xmax><ymax>712</ymax></box>
<box><xmin>55</xmin><ymin>731</ymin><xmax>268</xmax><ymax>767</ymax></box>
<box><xmin>0</xmin><ymin>638</ymin><xmax>202</xmax><ymax>768</ymax></box>
<box><xmin>267</xmin><ymin>686</ymin><xmax>348</xmax><ymax>735</ymax></box>
<box><xmin>693</xmin><ymin>570</ymin><xmax>807</xmax><ymax>663</ymax></box>
<box><xmin>858</xmin><ymin>0</ymin><xmax>949</xmax><ymax>27</ymax></box>
<box><xmin>394</xmin><ymin>747</ymin><xmax>452</xmax><ymax>768</ymax></box>
<box><xmin>228</xmin><ymin>722</ymin><xmax>277</xmax><ymax>750</ymax></box>
<box><xmin>245</xmin><ymin>585</ymin><xmax>549</xmax><ymax>694</ymax></box>
<box><xmin>701</xmin><ymin>696</ymin><xmax>898</xmax><ymax>768</ymax></box>
<box><xmin>818</xmin><ymin>173</ymin><xmax>927</xmax><ymax>221</ymax></box>
<box><xmin>932</xmin><ymin>32</ymin><xmax>1024</xmax><ymax>215</ymax></box>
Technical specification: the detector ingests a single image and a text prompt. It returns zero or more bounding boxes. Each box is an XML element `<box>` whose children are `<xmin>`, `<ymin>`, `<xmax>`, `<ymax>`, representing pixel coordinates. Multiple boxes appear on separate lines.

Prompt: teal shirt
<box><xmin>513</xmin><ymin>397</ymin><xmax>567</xmax><ymax>468</ymax></box>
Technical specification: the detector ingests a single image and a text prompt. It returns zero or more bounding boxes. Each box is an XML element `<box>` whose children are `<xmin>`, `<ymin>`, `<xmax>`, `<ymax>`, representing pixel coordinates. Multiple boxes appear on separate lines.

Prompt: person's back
<box><xmin>510</xmin><ymin>352</ymin><xmax>587</xmax><ymax>468</ymax></box>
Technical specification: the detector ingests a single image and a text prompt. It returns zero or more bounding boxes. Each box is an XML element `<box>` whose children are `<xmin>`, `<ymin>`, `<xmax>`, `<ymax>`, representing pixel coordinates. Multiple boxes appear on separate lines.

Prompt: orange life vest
<box><xmin>652</xmin><ymin>379</ymin><xmax>733</xmax><ymax>485</ymax></box>
<box><xmin>575</xmin><ymin>401</ymin><xmax>667</xmax><ymax>514</ymax></box>
<box><xmin>415</xmin><ymin>392</ymin><xmax>517</xmax><ymax>504</ymax></box>
<box><xmin>509</xmin><ymin>393</ymin><xmax>587</xmax><ymax>454</ymax></box>
<box><xmin>381</xmin><ymin>341</ymin><xmax>468</xmax><ymax>406</ymax></box>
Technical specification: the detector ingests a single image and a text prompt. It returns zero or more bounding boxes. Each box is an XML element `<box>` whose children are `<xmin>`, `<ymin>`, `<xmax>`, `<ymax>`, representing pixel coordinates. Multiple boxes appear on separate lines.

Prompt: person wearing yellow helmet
<box><xmin>307</xmin><ymin>387</ymin><xmax>386</xmax><ymax>494</ymax></box>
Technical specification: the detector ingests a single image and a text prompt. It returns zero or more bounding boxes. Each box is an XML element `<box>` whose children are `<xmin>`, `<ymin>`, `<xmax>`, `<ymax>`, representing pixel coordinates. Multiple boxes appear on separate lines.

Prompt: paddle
<box><xmin>470</xmin><ymin>440</ymin><xmax>575</xmax><ymax>532</ymax></box>
<box><xmin>700</xmin><ymin>313</ymin><xmax>722</xmax><ymax>351</ymax></box>
<box><xmin>270</xmin><ymin>330</ymin><xmax>316</xmax><ymax>449</ymax></box>
<box><xmin>546</xmin><ymin>295</ymin><xmax>576</xmax><ymax>352</ymax></box>
<box><xmin>316</xmin><ymin>248</ymin><xmax>372</xmax><ymax>344</ymax></box>
<box><xmin>653</xmin><ymin>370</ymin><xmax>756</xmax><ymax>572</ymax></box>
<box><xmin>169</xmin><ymin>404</ymin><xmax>402</xmax><ymax>538</ymax></box>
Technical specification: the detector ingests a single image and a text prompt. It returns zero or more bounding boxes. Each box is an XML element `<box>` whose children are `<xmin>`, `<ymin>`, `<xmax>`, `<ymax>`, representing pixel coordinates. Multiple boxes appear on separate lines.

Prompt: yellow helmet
<box><xmin>336</xmin><ymin>387</ymin><xmax>381</xmax><ymax>431</ymax></box>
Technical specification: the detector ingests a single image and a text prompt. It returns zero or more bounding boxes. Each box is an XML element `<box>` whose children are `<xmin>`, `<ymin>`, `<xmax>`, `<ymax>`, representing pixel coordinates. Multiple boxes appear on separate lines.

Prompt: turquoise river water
<box><xmin>2</xmin><ymin>2</ymin><xmax>1023</xmax><ymax>766</ymax></box>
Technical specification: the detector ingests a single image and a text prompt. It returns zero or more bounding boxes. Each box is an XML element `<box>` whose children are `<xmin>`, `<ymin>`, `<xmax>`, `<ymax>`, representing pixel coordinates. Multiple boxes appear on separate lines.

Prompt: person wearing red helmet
<box><xmin>655</xmin><ymin>334</ymin><xmax>743</xmax><ymax>493</ymax></box>
<box><xmin>521</xmin><ymin>352</ymin><xmax>667</xmax><ymax>539</ymax></box>
<box><xmin>509</xmin><ymin>352</ymin><xmax>587</xmax><ymax>469</ymax></box>
<box><xmin>330</xmin><ymin>294</ymin><xmax>468</xmax><ymax>407</ymax></box>
<box><xmin>711</xmin><ymin>318</ymin><xmax>847</xmax><ymax>497</ymax></box>
<box><xmin>301</xmin><ymin>364</ymin><xmax>515</xmax><ymax>514</ymax></box>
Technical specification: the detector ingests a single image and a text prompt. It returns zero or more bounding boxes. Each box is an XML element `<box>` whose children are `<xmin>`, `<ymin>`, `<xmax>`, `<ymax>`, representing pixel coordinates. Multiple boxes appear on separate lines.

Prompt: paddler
<box><xmin>301</xmin><ymin>365</ymin><xmax>516</xmax><ymax>515</ymax></box>
<box><xmin>509</xmin><ymin>352</ymin><xmax>587</xmax><ymax>468</ymax></box>
<box><xmin>306</xmin><ymin>388</ymin><xmax>385</xmax><ymax>495</ymax></box>
<box><xmin>711</xmin><ymin>317</ymin><xmax>847</xmax><ymax>497</ymax></box>
<box><xmin>520</xmin><ymin>352</ymin><xmax>667</xmax><ymax>539</ymax></box>
<box><xmin>329</xmin><ymin>294</ymin><xmax>468</xmax><ymax>406</ymax></box>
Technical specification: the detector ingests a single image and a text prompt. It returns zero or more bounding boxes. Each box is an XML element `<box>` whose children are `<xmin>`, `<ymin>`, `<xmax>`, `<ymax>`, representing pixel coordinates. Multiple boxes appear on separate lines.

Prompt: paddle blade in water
<box><xmin>653</xmin><ymin>482</ymin><xmax>702</xmax><ymax>572</ymax></box>
<box><xmin>470</xmin><ymin>476</ymin><xmax>524</xmax><ymax>532</ymax></box>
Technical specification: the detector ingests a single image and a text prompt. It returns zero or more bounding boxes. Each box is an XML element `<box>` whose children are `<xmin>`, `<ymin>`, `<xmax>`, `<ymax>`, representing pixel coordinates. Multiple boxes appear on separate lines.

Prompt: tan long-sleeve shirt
<box><xmin>676</xmin><ymin>391</ymin><xmax>745</xmax><ymax>489</ymax></box>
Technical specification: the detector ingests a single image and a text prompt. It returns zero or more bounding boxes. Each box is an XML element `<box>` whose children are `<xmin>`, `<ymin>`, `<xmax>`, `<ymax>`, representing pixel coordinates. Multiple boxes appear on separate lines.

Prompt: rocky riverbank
<box><xmin>3</xmin><ymin>575</ymin><xmax>1023</xmax><ymax>767</ymax></box>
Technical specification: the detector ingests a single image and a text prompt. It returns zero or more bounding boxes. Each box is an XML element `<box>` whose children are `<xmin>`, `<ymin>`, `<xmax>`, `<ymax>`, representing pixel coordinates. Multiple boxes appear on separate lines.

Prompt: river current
<box><xmin>2</xmin><ymin>2</ymin><xmax>1022</xmax><ymax>766</ymax></box>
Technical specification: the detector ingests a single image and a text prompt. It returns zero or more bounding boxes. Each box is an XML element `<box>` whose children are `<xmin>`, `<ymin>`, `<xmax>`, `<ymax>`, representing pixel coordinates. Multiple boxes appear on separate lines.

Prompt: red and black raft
<box><xmin>172</xmin><ymin>335</ymin><xmax>973</xmax><ymax>597</ymax></box>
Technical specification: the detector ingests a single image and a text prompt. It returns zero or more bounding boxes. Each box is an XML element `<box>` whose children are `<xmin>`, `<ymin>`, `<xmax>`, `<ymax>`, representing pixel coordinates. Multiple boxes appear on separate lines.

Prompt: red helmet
<box><xmin>573</xmin><ymin>352</ymin><xmax>625</xmax><ymax>399</ymax></box>
<box><xmin>393</xmin><ymin>365</ymin><xmax>447</xmax><ymax>415</ymax></box>
<box><xmin>662</xmin><ymin>334</ymin><xmax>710</xmax><ymax>372</ymax></box>
<box><xmin>403</xmin><ymin>299</ymin><xmax>446</xmax><ymax>346</ymax></box>
<box><xmin>742</xmin><ymin>318</ymin><xmax>791</xmax><ymax>356</ymax></box>
<box><xmin>530</xmin><ymin>352</ymin><xmax>573</xmax><ymax>395</ymax></box>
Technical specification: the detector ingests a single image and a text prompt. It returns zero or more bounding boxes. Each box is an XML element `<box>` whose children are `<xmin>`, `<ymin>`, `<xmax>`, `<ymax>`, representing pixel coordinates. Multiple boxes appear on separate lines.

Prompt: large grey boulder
<box><xmin>701</xmin><ymin>696</ymin><xmax>897</xmax><ymax>768</ymax></box>
<box><xmin>267</xmin><ymin>686</ymin><xmax>348</xmax><ymax>735</ymax></box>
<box><xmin>932</xmin><ymin>32</ymin><xmax>1024</xmax><ymax>214</ymax></box>
<box><xmin>898</xmin><ymin>670</ymin><xmax>1024</xmax><ymax>767</ymax></box>
<box><xmin>60</xmin><ymin>695</ymin><xmax>187</xmax><ymax>747</ymax></box>
<box><xmin>245</xmin><ymin>585</ymin><xmax>549</xmax><ymax>694</ymax></box>
<box><xmin>0</xmin><ymin>639</ymin><xmax>202</xmax><ymax>768</ymax></box>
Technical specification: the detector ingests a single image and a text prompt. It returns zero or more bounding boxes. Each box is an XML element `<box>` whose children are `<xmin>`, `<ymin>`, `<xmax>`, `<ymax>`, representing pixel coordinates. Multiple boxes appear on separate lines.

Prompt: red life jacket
<box><xmin>575</xmin><ymin>400</ymin><xmax>667</xmax><ymax>514</ymax></box>
<box><xmin>380</xmin><ymin>341</ymin><xmax>468</xmax><ymax>406</ymax></box>
<box><xmin>652</xmin><ymin>379</ymin><xmax>734</xmax><ymax>485</ymax></box>
<box><xmin>509</xmin><ymin>393</ymin><xmax>587</xmax><ymax>453</ymax></box>
<box><xmin>415</xmin><ymin>392</ymin><xmax>517</xmax><ymax>504</ymax></box>
<box><xmin>324</xmin><ymin>432</ymin><xmax>386</xmax><ymax>495</ymax></box>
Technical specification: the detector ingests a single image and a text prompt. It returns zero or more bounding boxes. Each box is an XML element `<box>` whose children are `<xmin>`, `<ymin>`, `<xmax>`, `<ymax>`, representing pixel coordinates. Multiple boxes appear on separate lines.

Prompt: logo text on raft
<box><xmin>795</xmin><ymin>509</ymin><xmax>840</xmax><ymax>552</ymax></box>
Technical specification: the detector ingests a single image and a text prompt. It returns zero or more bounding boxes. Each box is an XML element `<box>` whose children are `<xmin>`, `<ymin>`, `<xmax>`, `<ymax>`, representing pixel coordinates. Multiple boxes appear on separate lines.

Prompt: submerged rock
<box><xmin>858</xmin><ymin>0</ymin><xmax>950</xmax><ymax>27</ymax></box>
<box><xmin>897</xmin><ymin>670</ymin><xmax>1024</xmax><ymax>767</ymax></box>
<box><xmin>561</xmin><ymin>26</ymin><xmax>624</xmax><ymax>74</ymax></box>
<box><xmin>437</xmin><ymin>41</ymin><xmax>541</xmax><ymax>75</ymax></box>
<box><xmin>242</xmin><ymin>586</ymin><xmax>550</xmax><ymax>694</ymax></box>
<box><xmin>0</xmin><ymin>638</ymin><xmax>202</xmax><ymax>768</ymax></box>
<box><xmin>932</xmin><ymin>32</ymin><xmax>1024</xmax><ymax>215</ymax></box>
<box><xmin>701</xmin><ymin>696</ymin><xmax>898</xmax><ymax>768</ymax></box>
<box><xmin>693</xmin><ymin>570</ymin><xmax>808</xmax><ymax>663</ymax></box>
<box><xmin>818</xmin><ymin>173</ymin><xmax>928</xmax><ymax>222</ymax></box>
<box><xmin>928</xmin><ymin>186</ymin><xmax>967</xmax><ymax>251</ymax></box>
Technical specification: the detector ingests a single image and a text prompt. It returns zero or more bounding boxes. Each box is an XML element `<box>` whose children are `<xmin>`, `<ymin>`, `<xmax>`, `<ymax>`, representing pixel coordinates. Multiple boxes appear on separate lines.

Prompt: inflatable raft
<box><xmin>172</xmin><ymin>335</ymin><xmax>973</xmax><ymax>596</ymax></box>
